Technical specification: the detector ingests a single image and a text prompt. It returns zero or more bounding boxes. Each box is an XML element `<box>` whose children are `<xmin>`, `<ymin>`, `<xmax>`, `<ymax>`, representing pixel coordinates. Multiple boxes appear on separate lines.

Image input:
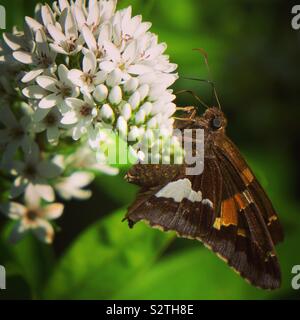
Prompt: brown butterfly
<box><xmin>123</xmin><ymin>105</ymin><xmax>284</xmax><ymax>290</ymax></box>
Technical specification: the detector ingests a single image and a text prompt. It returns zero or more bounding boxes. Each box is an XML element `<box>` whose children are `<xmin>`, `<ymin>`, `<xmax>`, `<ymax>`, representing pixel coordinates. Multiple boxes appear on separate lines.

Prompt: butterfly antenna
<box><xmin>193</xmin><ymin>48</ymin><xmax>222</xmax><ymax>110</ymax></box>
<box><xmin>183</xmin><ymin>77</ymin><xmax>216</xmax><ymax>105</ymax></box>
<box><xmin>175</xmin><ymin>89</ymin><xmax>209</xmax><ymax>110</ymax></box>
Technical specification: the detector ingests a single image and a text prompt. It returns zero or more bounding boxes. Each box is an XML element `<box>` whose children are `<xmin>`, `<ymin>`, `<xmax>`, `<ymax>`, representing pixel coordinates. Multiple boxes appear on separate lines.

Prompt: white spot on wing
<box><xmin>155</xmin><ymin>178</ymin><xmax>203</xmax><ymax>203</ymax></box>
<box><xmin>202</xmin><ymin>199</ymin><xmax>214</xmax><ymax>209</ymax></box>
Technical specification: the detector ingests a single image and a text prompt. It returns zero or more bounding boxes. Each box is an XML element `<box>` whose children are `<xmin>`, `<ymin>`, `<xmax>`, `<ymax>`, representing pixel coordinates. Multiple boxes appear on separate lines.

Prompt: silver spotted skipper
<box><xmin>123</xmin><ymin>106</ymin><xmax>284</xmax><ymax>290</ymax></box>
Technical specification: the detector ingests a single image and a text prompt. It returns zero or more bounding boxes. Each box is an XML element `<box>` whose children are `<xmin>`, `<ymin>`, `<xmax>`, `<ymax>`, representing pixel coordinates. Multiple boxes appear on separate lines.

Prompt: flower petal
<box><xmin>25</xmin><ymin>16</ymin><xmax>43</xmax><ymax>32</ymax></box>
<box><xmin>33</xmin><ymin>219</ymin><xmax>54</xmax><ymax>244</ymax></box>
<box><xmin>0</xmin><ymin>202</ymin><xmax>26</xmax><ymax>219</ymax></box>
<box><xmin>57</xmin><ymin>64</ymin><xmax>69</xmax><ymax>83</ymax></box>
<box><xmin>9</xmin><ymin>221</ymin><xmax>28</xmax><ymax>244</ymax></box>
<box><xmin>3</xmin><ymin>32</ymin><xmax>22</xmax><ymax>51</ymax></box>
<box><xmin>83</xmin><ymin>51</ymin><xmax>97</xmax><ymax>74</ymax></box>
<box><xmin>42</xmin><ymin>203</ymin><xmax>64</xmax><ymax>220</ymax></box>
<box><xmin>39</xmin><ymin>93</ymin><xmax>59</xmax><ymax>109</ymax></box>
<box><xmin>13</xmin><ymin>51</ymin><xmax>33</xmax><ymax>64</ymax></box>
<box><xmin>99</xmin><ymin>60</ymin><xmax>115</xmax><ymax>73</ymax></box>
<box><xmin>33</xmin><ymin>184</ymin><xmax>55</xmax><ymax>202</ymax></box>
<box><xmin>50</xmin><ymin>43</ymin><xmax>68</xmax><ymax>55</ymax></box>
<box><xmin>69</xmin><ymin>172</ymin><xmax>95</xmax><ymax>187</ymax></box>
<box><xmin>64</xmin><ymin>8</ymin><xmax>78</xmax><ymax>39</ymax></box>
<box><xmin>98</xmin><ymin>22</ymin><xmax>111</xmax><ymax>44</ymax></box>
<box><xmin>103</xmin><ymin>41</ymin><xmax>120</xmax><ymax>62</ymax></box>
<box><xmin>127</xmin><ymin>64</ymin><xmax>153</xmax><ymax>75</ymax></box>
<box><xmin>47</xmin><ymin>126</ymin><xmax>60</xmax><ymax>145</ymax></box>
<box><xmin>65</xmin><ymin>97</ymin><xmax>84</xmax><ymax>109</ymax></box>
<box><xmin>47</xmin><ymin>24</ymin><xmax>67</xmax><ymax>43</ymax></box>
<box><xmin>87</xmin><ymin>2</ymin><xmax>100</xmax><ymax>27</ymax></box>
<box><xmin>37</xmin><ymin>160</ymin><xmax>61</xmax><ymax>179</ymax></box>
<box><xmin>61</xmin><ymin>111</ymin><xmax>78</xmax><ymax>125</ymax></box>
<box><xmin>21</xmin><ymin>69</ymin><xmax>44</xmax><ymax>83</ymax></box>
<box><xmin>41</xmin><ymin>3</ymin><xmax>56</xmax><ymax>26</ymax></box>
<box><xmin>123</xmin><ymin>41</ymin><xmax>137</xmax><ymax>64</ymax></box>
<box><xmin>82</xmin><ymin>25</ymin><xmax>97</xmax><ymax>51</ymax></box>
<box><xmin>22</xmin><ymin>85</ymin><xmax>46</xmax><ymax>100</ymax></box>
<box><xmin>33</xmin><ymin>108</ymin><xmax>51</xmax><ymax>122</ymax></box>
<box><xmin>68</xmin><ymin>69</ymin><xmax>84</xmax><ymax>87</ymax></box>
<box><xmin>36</xmin><ymin>76</ymin><xmax>58</xmax><ymax>92</ymax></box>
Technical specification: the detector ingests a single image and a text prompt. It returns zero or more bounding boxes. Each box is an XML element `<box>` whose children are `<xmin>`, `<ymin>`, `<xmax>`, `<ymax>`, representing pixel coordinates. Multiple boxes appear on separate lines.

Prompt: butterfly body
<box><xmin>124</xmin><ymin>107</ymin><xmax>284</xmax><ymax>290</ymax></box>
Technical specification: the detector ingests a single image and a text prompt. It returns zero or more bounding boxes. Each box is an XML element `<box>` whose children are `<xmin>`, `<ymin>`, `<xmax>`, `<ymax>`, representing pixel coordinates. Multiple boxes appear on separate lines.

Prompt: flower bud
<box><xmin>140</xmin><ymin>102</ymin><xmax>152</xmax><ymax>115</ymax></box>
<box><xmin>147</xmin><ymin>116</ymin><xmax>157</xmax><ymax>129</ymax></box>
<box><xmin>93</xmin><ymin>84</ymin><xmax>108</xmax><ymax>102</ymax></box>
<box><xmin>135</xmin><ymin>109</ymin><xmax>146</xmax><ymax>124</ymax></box>
<box><xmin>108</xmin><ymin>86</ymin><xmax>122</xmax><ymax>105</ymax></box>
<box><xmin>120</xmin><ymin>103</ymin><xmax>132</xmax><ymax>121</ymax></box>
<box><xmin>128</xmin><ymin>92</ymin><xmax>141</xmax><ymax>110</ymax></box>
<box><xmin>100</xmin><ymin>104</ymin><xmax>114</xmax><ymax>121</ymax></box>
<box><xmin>124</xmin><ymin>78</ymin><xmax>139</xmax><ymax>93</ymax></box>
<box><xmin>138</xmin><ymin>84</ymin><xmax>150</xmax><ymax>101</ymax></box>
<box><xmin>138</xmin><ymin>127</ymin><xmax>145</xmax><ymax>136</ymax></box>
<box><xmin>128</xmin><ymin>126</ymin><xmax>140</xmax><ymax>142</ymax></box>
<box><xmin>163</xmin><ymin>102</ymin><xmax>176</xmax><ymax>117</ymax></box>
<box><xmin>116</xmin><ymin>116</ymin><xmax>128</xmax><ymax>138</ymax></box>
<box><xmin>137</xmin><ymin>151</ymin><xmax>146</xmax><ymax>162</ymax></box>
<box><xmin>144</xmin><ymin>129</ymin><xmax>154</xmax><ymax>144</ymax></box>
<box><xmin>159</xmin><ymin>127</ymin><xmax>171</xmax><ymax>138</ymax></box>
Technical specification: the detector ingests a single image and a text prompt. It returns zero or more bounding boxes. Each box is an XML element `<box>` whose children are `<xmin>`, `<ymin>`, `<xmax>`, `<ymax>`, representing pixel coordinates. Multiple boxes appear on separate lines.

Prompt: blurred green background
<box><xmin>1</xmin><ymin>0</ymin><xmax>300</xmax><ymax>300</ymax></box>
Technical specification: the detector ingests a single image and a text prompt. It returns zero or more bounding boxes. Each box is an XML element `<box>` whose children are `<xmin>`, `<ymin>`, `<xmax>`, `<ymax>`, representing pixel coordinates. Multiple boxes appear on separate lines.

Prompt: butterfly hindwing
<box><xmin>124</xmin><ymin>159</ymin><xmax>221</xmax><ymax>238</ymax></box>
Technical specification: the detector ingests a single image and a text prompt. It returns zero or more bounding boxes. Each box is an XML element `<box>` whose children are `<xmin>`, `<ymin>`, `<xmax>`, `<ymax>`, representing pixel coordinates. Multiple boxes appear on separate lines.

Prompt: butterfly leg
<box><xmin>175</xmin><ymin>106</ymin><xmax>197</xmax><ymax>121</ymax></box>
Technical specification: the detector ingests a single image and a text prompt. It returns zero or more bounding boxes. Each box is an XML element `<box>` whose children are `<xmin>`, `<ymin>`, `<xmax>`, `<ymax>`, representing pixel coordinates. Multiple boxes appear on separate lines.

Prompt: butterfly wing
<box><xmin>124</xmin><ymin>123</ymin><xmax>282</xmax><ymax>289</ymax></box>
<box><xmin>215</xmin><ymin>136</ymin><xmax>284</xmax><ymax>245</ymax></box>
<box><xmin>202</xmin><ymin>143</ymin><xmax>282</xmax><ymax>289</ymax></box>
<box><xmin>124</xmin><ymin>159</ymin><xmax>222</xmax><ymax>239</ymax></box>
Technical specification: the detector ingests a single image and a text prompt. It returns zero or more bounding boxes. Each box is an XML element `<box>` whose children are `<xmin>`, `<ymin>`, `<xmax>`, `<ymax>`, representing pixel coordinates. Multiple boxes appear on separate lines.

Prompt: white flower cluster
<box><xmin>0</xmin><ymin>0</ymin><xmax>178</xmax><ymax>244</ymax></box>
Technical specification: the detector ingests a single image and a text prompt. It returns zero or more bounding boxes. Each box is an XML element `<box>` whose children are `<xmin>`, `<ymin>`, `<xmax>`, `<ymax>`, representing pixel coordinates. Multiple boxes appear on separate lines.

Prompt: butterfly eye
<box><xmin>211</xmin><ymin>117</ymin><xmax>222</xmax><ymax>130</ymax></box>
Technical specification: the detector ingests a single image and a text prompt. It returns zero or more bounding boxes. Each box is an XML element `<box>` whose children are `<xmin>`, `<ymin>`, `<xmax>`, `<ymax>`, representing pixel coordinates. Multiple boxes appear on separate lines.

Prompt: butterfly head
<box><xmin>197</xmin><ymin>107</ymin><xmax>227</xmax><ymax>132</ymax></box>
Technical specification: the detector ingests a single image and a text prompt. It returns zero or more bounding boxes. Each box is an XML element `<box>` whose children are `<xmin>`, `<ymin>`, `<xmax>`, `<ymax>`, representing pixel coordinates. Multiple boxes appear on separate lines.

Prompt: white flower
<box><xmin>0</xmin><ymin>199</ymin><xmax>64</xmax><ymax>244</ymax></box>
<box><xmin>64</xmin><ymin>145</ymin><xmax>118</xmax><ymax>175</ymax></box>
<box><xmin>2</xmin><ymin>24</ymin><xmax>35</xmax><ymax>66</ymax></box>
<box><xmin>47</xmin><ymin>8</ymin><xmax>83</xmax><ymax>56</ymax></box>
<box><xmin>112</xmin><ymin>7</ymin><xmax>152</xmax><ymax>49</ymax></box>
<box><xmin>0</xmin><ymin>105</ymin><xmax>31</xmax><ymax>167</ymax></box>
<box><xmin>0</xmin><ymin>0</ymin><xmax>183</xmax><ymax>246</ymax></box>
<box><xmin>52</xmin><ymin>0</ymin><xmax>72</xmax><ymax>15</ymax></box>
<box><xmin>55</xmin><ymin>172</ymin><xmax>95</xmax><ymax>200</ymax></box>
<box><xmin>10</xmin><ymin>142</ymin><xmax>61</xmax><ymax>202</ymax></box>
<box><xmin>13</xmin><ymin>29</ymin><xmax>56</xmax><ymax>83</ymax></box>
<box><xmin>75</xmin><ymin>0</ymin><xmax>117</xmax><ymax>32</ymax></box>
<box><xmin>23</xmin><ymin>64</ymin><xmax>79</xmax><ymax>111</ymax></box>
<box><xmin>32</xmin><ymin>107</ymin><xmax>62</xmax><ymax>145</ymax></box>
<box><xmin>62</xmin><ymin>93</ymin><xmax>98</xmax><ymax>140</ymax></box>
<box><xmin>69</xmin><ymin>51</ymin><xmax>106</xmax><ymax>93</ymax></box>
<box><xmin>81</xmin><ymin>22</ymin><xmax>111</xmax><ymax>59</ymax></box>
<box><xmin>100</xmin><ymin>40</ymin><xmax>150</xmax><ymax>79</ymax></box>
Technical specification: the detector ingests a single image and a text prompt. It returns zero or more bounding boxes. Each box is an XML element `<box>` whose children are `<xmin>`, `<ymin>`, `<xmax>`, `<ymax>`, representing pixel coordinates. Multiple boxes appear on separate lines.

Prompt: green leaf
<box><xmin>95</xmin><ymin>171</ymin><xmax>138</xmax><ymax>206</ymax></box>
<box><xmin>113</xmin><ymin>230</ymin><xmax>300</xmax><ymax>300</ymax></box>
<box><xmin>0</xmin><ymin>223</ymin><xmax>55</xmax><ymax>299</ymax></box>
<box><xmin>43</xmin><ymin>210</ymin><xmax>174</xmax><ymax>299</ymax></box>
